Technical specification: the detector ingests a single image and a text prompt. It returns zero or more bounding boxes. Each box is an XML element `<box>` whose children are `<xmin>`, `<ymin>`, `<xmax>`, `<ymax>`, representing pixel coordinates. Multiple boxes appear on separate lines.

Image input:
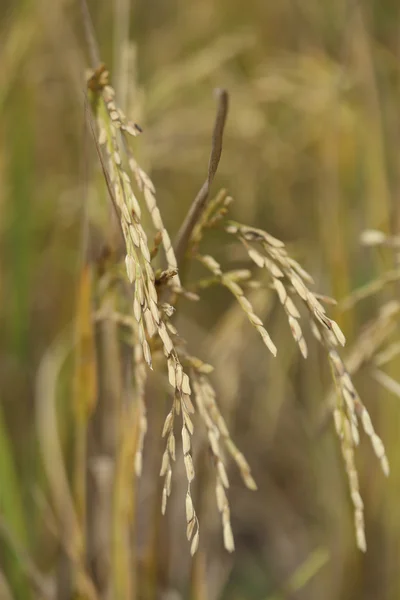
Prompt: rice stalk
<box><xmin>81</xmin><ymin>2</ymin><xmax>392</xmax><ymax>556</ymax></box>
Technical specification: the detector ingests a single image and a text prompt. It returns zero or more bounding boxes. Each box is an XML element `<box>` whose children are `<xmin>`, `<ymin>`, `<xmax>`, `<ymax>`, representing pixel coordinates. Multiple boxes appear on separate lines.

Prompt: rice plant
<box><xmin>1</xmin><ymin>1</ymin><xmax>400</xmax><ymax>599</ymax></box>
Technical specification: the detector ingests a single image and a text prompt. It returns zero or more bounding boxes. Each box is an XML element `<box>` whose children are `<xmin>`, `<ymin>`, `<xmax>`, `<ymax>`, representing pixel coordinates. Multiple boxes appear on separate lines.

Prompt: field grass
<box><xmin>1</xmin><ymin>1</ymin><xmax>400</xmax><ymax>599</ymax></box>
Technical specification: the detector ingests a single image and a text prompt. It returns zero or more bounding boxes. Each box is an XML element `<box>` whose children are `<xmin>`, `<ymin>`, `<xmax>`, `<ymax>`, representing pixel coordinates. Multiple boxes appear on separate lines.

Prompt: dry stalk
<box><xmin>174</xmin><ymin>89</ymin><xmax>229</xmax><ymax>267</ymax></box>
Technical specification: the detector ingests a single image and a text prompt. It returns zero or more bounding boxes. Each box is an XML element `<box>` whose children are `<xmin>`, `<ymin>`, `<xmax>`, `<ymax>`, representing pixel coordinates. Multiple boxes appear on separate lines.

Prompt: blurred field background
<box><xmin>1</xmin><ymin>0</ymin><xmax>400</xmax><ymax>599</ymax></box>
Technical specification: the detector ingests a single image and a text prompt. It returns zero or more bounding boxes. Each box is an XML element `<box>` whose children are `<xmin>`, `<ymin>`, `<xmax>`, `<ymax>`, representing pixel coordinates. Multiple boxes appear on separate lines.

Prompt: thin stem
<box><xmin>174</xmin><ymin>89</ymin><xmax>229</xmax><ymax>268</ymax></box>
<box><xmin>80</xmin><ymin>0</ymin><xmax>101</xmax><ymax>69</ymax></box>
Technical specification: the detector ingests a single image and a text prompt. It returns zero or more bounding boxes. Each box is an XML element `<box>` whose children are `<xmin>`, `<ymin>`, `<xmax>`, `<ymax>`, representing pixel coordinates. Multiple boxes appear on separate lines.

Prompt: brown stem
<box><xmin>174</xmin><ymin>89</ymin><xmax>229</xmax><ymax>268</ymax></box>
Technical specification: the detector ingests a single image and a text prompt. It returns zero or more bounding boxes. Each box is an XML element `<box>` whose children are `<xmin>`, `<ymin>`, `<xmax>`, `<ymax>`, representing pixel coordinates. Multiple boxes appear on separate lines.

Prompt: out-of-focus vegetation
<box><xmin>1</xmin><ymin>0</ymin><xmax>400</xmax><ymax>599</ymax></box>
